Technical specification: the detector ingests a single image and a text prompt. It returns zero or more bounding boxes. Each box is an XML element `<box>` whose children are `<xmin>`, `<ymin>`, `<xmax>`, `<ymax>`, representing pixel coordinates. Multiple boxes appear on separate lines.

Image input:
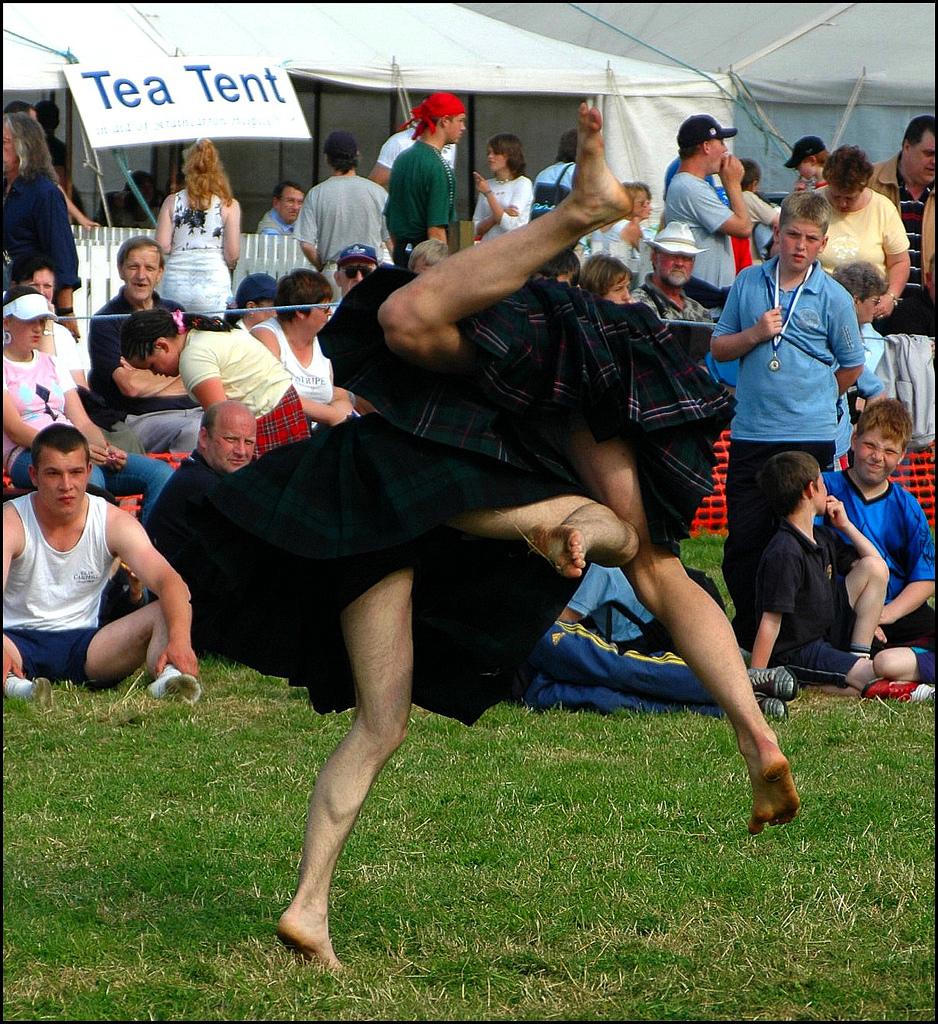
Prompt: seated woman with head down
<box><xmin>120</xmin><ymin>306</ymin><xmax>309</xmax><ymax>458</ymax></box>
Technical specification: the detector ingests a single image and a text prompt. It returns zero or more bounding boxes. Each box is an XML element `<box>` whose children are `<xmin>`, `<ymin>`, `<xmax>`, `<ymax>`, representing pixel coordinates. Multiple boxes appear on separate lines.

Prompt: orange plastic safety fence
<box><xmin>690</xmin><ymin>433</ymin><xmax>936</xmax><ymax>535</ymax></box>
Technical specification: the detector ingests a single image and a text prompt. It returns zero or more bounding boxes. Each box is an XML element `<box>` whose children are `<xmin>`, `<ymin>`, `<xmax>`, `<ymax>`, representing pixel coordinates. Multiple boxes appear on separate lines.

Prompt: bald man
<box><xmin>145</xmin><ymin>401</ymin><xmax>257</xmax><ymax>566</ymax></box>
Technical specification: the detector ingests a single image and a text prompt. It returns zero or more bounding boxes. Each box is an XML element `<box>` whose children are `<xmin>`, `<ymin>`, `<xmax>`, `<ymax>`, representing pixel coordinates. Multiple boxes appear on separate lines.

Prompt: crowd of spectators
<box><xmin>3</xmin><ymin>96</ymin><xmax>935</xmax><ymax>717</ymax></box>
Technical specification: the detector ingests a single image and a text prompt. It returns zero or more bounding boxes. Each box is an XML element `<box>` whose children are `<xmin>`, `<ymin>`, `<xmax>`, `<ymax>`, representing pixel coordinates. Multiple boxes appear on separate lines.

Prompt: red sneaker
<box><xmin>862</xmin><ymin>680</ymin><xmax>918</xmax><ymax>701</ymax></box>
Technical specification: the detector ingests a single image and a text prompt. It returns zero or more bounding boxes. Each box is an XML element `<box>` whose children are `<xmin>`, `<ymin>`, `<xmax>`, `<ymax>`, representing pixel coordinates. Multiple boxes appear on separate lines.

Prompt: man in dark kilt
<box><xmin>190</xmin><ymin>104</ymin><xmax>801</xmax><ymax>969</ymax></box>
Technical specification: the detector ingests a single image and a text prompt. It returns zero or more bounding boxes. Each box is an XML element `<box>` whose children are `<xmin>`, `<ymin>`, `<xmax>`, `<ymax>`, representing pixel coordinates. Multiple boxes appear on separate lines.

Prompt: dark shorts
<box><xmin>776</xmin><ymin>639</ymin><xmax>862</xmax><ymax>688</ymax></box>
<box><xmin>5</xmin><ymin>627</ymin><xmax>97</xmax><ymax>684</ymax></box>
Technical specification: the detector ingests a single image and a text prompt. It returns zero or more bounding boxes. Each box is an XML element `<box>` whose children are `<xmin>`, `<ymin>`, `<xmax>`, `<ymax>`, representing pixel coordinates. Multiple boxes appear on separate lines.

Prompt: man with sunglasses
<box><xmin>333</xmin><ymin>243</ymin><xmax>378</xmax><ymax>299</ymax></box>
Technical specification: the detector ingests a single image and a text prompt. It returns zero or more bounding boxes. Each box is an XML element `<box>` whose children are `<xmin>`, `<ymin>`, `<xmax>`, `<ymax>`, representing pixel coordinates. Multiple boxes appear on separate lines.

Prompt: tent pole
<box><xmin>466</xmin><ymin>93</ymin><xmax>477</xmax><ymax>226</ymax></box>
<box><xmin>312</xmin><ymin>81</ymin><xmax>322</xmax><ymax>185</ymax></box>
<box><xmin>79</xmin><ymin>125</ymin><xmax>110</xmax><ymax>228</ymax></box>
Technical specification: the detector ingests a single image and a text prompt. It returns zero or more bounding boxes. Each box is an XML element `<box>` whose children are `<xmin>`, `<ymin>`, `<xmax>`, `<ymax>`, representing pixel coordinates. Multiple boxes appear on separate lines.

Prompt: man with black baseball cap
<box><xmin>295</xmin><ymin>129</ymin><xmax>389</xmax><ymax>296</ymax></box>
<box><xmin>784</xmin><ymin>135</ymin><xmax>828</xmax><ymax>191</ymax></box>
<box><xmin>664</xmin><ymin>113</ymin><xmax>751</xmax><ymax>290</ymax></box>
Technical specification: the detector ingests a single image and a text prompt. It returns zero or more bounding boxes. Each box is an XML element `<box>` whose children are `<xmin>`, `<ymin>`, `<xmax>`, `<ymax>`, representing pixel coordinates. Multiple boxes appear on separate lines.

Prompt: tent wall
<box><xmin>735</xmin><ymin>103</ymin><xmax>933</xmax><ymax>192</ymax></box>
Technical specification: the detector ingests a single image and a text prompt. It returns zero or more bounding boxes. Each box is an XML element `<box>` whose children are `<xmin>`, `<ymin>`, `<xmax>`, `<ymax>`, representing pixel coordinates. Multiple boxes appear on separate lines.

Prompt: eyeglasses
<box><xmin>341</xmin><ymin>265</ymin><xmax>375</xmax><ymax>279</ymax></box>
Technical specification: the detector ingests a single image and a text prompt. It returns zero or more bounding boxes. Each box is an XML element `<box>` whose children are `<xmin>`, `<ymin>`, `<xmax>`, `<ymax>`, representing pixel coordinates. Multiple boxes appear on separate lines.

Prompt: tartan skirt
<box><xmin>254</xmin><ymin>385</ymin><xmax>310</xmax><ymax>458</ymax></box>
<box><xmin>322</xmin><ymin>269</ymin><xmax>734</xmax><ymax>546</ymax></box>
<box><xmin>180</xmin><ymin>413</ymin><xmax>583</xmax><ymax>723</ymax></box>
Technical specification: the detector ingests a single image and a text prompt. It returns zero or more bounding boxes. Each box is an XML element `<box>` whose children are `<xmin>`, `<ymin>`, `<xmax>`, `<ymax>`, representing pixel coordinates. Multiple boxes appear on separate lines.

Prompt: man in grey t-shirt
<box><xmin>295</xmin><ymin>131</ymin><xmax>389</xmax><ymax>283</ymax></box>
<box><xmin>663</xmin><ymin>115</ymin><xmax>751</xmax><ymax>289</ymax></box>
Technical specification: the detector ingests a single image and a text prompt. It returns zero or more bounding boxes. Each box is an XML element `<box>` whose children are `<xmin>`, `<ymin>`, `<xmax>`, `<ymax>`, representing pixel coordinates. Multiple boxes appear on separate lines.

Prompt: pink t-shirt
<box><xmin>2</xmin><ymin>350</ymin><xmax>76</xmax><ymax>470</ymax></box>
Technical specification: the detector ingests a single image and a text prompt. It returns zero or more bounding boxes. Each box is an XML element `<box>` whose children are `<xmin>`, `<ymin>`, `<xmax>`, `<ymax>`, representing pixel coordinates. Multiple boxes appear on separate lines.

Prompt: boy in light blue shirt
<box><xmin>711</xmin><ymin>190</ymin><xmax>865</xmax><ymax>647</ymax></box>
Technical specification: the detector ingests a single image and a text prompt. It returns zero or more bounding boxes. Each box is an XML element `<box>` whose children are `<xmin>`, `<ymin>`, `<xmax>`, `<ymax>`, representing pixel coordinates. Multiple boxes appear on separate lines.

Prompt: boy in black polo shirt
<box><xmin>750</xmin><ymin>451</ymin><xmax>933</xmax><ymax>701</ymax></box>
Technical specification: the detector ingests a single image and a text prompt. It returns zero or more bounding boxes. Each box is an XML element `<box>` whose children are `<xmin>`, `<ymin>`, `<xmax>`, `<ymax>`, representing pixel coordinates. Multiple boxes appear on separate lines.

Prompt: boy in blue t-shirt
<box><xmin>751</xmin><ymin>451</ymin><xmax>933</xmax><ymax>700</ymax></box>
<box><xmin>822</xmin><ymin>399</ymin><xmax>935</xmax><ymax>653</ymax></box>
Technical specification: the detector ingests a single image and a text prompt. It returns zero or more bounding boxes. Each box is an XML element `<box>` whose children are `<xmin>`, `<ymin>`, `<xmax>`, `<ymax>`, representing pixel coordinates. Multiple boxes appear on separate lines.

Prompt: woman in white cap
<box><xmin>3</xmin><ymin>288</ymin><xmax>171</xmax><ymax>521</ymax></box>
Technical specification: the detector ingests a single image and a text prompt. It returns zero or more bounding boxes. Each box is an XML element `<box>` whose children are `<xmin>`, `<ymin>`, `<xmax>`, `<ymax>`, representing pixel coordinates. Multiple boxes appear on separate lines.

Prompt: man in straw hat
<box><xmin>632</xmin><ymin>222</ymin><xmax>713</xmax><ymax>323</ymax></box>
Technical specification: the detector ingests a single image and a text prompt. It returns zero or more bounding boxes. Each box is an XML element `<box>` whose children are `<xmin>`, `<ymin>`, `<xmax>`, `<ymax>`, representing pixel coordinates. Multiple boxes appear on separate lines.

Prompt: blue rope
<box><xmin>62</xmin><ymin>302</ymin><xmax>339</xmax><ymax>323</ymax></box>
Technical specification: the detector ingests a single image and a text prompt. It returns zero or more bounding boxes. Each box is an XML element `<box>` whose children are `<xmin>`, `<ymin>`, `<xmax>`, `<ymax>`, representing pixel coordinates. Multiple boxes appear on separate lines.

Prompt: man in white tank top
<box><xmin>3</xmin><ymin>425</ymin><xmax>201</xmax><ymax>706</ymax></box>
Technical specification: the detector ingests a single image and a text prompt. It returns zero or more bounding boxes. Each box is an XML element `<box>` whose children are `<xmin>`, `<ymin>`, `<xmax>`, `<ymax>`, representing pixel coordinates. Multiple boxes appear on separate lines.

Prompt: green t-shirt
<box><xmin>384</xmin><ymin>141</ymin><xmax>455</xmax><ymax>240</ymax></box>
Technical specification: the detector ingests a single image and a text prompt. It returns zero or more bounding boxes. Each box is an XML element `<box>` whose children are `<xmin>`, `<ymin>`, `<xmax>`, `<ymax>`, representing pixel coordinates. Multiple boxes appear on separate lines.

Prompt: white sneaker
<box><xmin>162</xmin><ymin>674</ymin><xmax>202</xmax><ymax>705</ymax></box>
<box><xmin>5</xmin><ymin>673</ymin><xmax>51</xmax><ymax>706</ymax></box>
<box><xmin>910</xmin><ymin>684</ymin><xmax>935</xmax><ymax>703</ymax></box>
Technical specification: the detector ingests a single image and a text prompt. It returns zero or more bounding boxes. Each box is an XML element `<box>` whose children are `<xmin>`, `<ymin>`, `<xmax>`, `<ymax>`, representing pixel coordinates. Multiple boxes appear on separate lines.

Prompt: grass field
<box><xmin>3</xmin><ymin>538</ymin><xmax>935</xmax><ymax>1021</ymax></box>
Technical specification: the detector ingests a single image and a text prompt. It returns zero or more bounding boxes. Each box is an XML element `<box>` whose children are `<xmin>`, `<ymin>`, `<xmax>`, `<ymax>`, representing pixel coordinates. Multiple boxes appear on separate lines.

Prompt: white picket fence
<box><xmin>71</xmin><ymin>227</ymin><xmax>307</xmax><ymax>326</ymax></box>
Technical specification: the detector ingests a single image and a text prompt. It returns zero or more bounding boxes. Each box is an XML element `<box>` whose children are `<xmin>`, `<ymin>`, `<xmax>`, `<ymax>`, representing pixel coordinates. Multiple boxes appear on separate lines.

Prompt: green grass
<box><xmin>4</xmin><ymin>540</ymin><xmax>934</xmax><ymax>1021</ymax></box>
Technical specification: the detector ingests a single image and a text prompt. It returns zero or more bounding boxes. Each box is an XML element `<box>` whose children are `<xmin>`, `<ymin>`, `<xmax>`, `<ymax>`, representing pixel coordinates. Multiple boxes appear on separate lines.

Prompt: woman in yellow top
<box><xmin>817</xmin><ymin>146</ymin><xmax>910</xmax><ymax>321</ymax></box>
<box><xmin>120</xmin><ymin>308</ymin><xmax>308</xmax><ymax>457</ymax></box>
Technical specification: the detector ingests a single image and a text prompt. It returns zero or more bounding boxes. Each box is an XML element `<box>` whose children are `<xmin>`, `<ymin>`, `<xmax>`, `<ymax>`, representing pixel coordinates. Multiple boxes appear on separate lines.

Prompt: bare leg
<box><xmin>277</xmin><ymin>569</ymin><xmax>414</xmax><ymax>969</ymax></box>
<box><xmin>84</xmin><ymin>602</ymin><xmax>170</xmax><ymax>682</ymax></box>
<box><xmin>872</xmin><ymin>647</ymin><xmax>921</xmax><ymax>681</ymax></box>
<box><xmin>449</xmin><ymin>495</ymin><xmax>639</xmax><ymax>578</ymax></box>
<box><xmin>845</xmin><ymin>556</ymin><xmax>889</xmax><ymax>649</ymax></box>
<box><xmin>378</xmin><ymin>103</ymin><xmax>631</xmax><ymax>372</ymax></box>
<box><xmin>563</xmin><ymin>419</ymin><xmax>800</xmax><ymax>834</ymax></box>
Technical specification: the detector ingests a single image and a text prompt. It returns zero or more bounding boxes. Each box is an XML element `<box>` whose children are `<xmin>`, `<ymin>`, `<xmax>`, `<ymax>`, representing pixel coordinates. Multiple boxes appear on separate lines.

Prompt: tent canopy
<box><xmin>459</xmin><ymin>3</ymin><xmax>935</xmax><ymax>106</ymax></box>
<box><xmin>5</xmin><ymin>2</ymin><xmax>730</xmax><ymax>98</ymax></box>
<box><xmin>3</xmin><ymin>3</ymin><xmax>737</xmax><ymax>194</ymax></box>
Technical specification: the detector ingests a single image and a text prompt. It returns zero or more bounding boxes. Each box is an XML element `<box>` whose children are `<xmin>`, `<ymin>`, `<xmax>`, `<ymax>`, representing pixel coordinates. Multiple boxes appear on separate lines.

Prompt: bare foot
<box><xmin>277</xmin><ymin>906</ymin><xmax>342</xmax><ymax>970</ymax></box>
<box><xmin>561</xmin><ymin>503</ymin><xmax>639</xmax><ymax>568</ymax></box>
<box><xmin>562</xmin><ymin>103</ymin><xmax>633</xmax><ymax>232</ymax></box>
<box><xmin>528</xmin><ymin>524</ymin><xmax>587</xmax><ymax>578</ymax></box>
<box><xmin>745</xmin><ymin>742</ymin><xmax>801</xmax><ymax>835</ymax></box>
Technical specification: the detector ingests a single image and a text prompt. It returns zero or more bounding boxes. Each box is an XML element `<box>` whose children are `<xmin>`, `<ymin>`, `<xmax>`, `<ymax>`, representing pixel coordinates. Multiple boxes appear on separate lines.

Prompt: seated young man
<box><xmin>3</xmin><ymin>424</ymin><xmax>201</xmax><ymax>707</ymax></box>
<box><xmin>823</xmin><ymin>400</ymin><xmax>935</xmax><ymax>655</ymax></box>
<box><xmin>750</xmin><ymin>451</ymin><xmax>933</xmax><ymax>701</ymax></box>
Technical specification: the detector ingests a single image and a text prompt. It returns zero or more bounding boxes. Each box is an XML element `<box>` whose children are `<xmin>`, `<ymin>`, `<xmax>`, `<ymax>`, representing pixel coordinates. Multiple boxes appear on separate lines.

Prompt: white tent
<box><xmin>460</xmin><ymin>3</ymin><xmax>936</xmax><ymax>188</ymax></box>
<box><xmin>4</xmin><ymin>2</ymin><xmax>738</xmax><ymax>202</ymax></box>
<box><xmin>3</xmin><ymin>4</ymin><xmax>175</xmax><ymax>90</ymax></box>
<box><xmin>460</xmin><ymin>3</ymin><xmax>934</xmax><ymax>104</ymax></box>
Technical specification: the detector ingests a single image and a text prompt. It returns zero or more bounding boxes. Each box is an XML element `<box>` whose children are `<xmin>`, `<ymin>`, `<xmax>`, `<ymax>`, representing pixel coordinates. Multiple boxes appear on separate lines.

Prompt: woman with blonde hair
<box><xmin>589</xmin><ymin>181</ymin><xmax>656</xmax><ymax>285</ymax></box>
<box><xmin>156</xmin><ymin>139</ymin><xmax>241</xmax><ymax>314</ymax></box>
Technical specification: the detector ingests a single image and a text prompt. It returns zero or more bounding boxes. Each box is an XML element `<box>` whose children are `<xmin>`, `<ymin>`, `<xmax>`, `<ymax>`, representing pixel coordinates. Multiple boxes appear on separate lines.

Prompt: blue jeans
<box><xmin>11</xmin><ymin>451</ymin><xmax>173</xmax><ymax>525</ymax></box>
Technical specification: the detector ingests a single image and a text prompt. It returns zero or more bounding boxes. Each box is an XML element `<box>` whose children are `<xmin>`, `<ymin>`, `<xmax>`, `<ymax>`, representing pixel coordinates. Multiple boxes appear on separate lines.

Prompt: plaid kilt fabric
<box><xmin>198</xmin><ymin>414</ymin><xmax>579</xmax><ymax>559</ymax></box>
<box><xmin>322</xmin><ymin>269</ymin><xmax>734</xmax><ymax>545</ymax></box>
<box><xmin>181</xmin><ymin>414</ymin><xmax>582</xmax><ymax>724</ymax></box>
<box><xmin>254</xmin><ymin>385</ymin><xmax>310</xmax><ymax>457</ymax></box>
<box><xmin>179</xmin><ymin>270</ymin><xmax>736</xmax><ymax>722</ymax></box>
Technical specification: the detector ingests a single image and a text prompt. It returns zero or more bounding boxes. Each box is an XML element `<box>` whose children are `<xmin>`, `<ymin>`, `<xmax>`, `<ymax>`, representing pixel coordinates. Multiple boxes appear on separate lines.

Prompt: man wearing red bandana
<box><xmin>384</xmin><ymin>92</ymin><xmax>467</xmax><ymax>267</ymax></box>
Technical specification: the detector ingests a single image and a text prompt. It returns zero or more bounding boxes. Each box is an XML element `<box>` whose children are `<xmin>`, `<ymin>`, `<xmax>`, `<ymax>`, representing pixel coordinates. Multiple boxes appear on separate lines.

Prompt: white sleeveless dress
<box><xmin>160</xmin><ymin>190</ymin><xmax>232</xmax><ymax>314</ymax></box>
